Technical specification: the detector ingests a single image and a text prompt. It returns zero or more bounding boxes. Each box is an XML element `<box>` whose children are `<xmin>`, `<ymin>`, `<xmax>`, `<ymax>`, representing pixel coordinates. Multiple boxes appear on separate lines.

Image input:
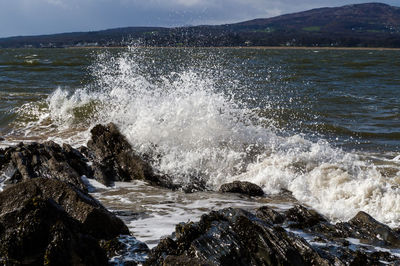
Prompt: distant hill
<box><xmin>1</xmin><ymin>2</ymin><xmax>400</xmax><ymax>48</ymax></box>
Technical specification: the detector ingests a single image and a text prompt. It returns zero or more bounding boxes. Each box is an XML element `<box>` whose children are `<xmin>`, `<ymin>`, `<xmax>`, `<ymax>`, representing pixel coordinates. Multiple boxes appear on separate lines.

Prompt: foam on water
<box><xmin>11</xmin><ymin>47</ymin><xmax>400</xmax><ymax>226</ymax></box>
<box><xmin>92</xmin><ymin>181</ymin><xmax>285</xmax><ymax>248</ymax></box>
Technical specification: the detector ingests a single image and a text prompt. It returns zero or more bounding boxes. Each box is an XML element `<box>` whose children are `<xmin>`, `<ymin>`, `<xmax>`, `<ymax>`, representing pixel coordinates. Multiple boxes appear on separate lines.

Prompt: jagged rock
<box><xmin>256</xmin><ymin>206</ymin><xmax>285</xmax><ymax>224</ymax></box>
<box><xmin>285</xmin><ymin>205</ymin><xmax>328</xmax><ymax>229</ymax></box>
<box><xmin>100</xmin><ymin>238</ymin><xmax>126</xmax><ymax>258</ymax></box>
<box><xmin>0</xmin><ymin>193</ymin><xmax>108</xmax><ymax>265</ymax></box>
<box><xmin>335</xmin><ymin>211</ymin><xmax>400</xmax><ymax>248</ymax></box>
<box><xmin>219</xmin><ymin>181</ymin><xmax>264</xmax><ymax>196</ymax></box>
<box><xmin>280</xmin><ymin>207</ymin><xmax>400</xmax><ymax>265</ymax></box>
<box><xmin>106</xmin><ymin>235</ymin><xmax>150</xmax><ymax>265</ymax></box>
<box><xmin>146</xmin><ymin>205</ymin><xmax>400</xmax><ymax>265</ymax></box>
<box><xmin>0</xmin><ymin>141</ymin><xmax>91</xmax><ymax>191</ymax></box>
<box><xmin>87</xmin><ymin>123</ymin><xmax>176</xmax><ymax>189</ymax></box>
<box><xmin>0</xmin><ymin>178</ymin><xmax>129</xmax><ymax>240</ymax></box>
<box><xmin>146</xmin><ymin>208</ymin><xmax>330</xmax><ymax>266</ymax></box>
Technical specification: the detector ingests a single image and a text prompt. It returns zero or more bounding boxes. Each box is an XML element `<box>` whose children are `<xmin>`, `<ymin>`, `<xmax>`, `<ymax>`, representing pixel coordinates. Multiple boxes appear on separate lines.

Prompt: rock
<box><xmin>336</xmin><ymin>211</ymin><xmax>400</xmax><ymax>248</ymax></box>
<box><xmin>349</xmin><ymin>211</ymin><xmax>400</xmax><ymax>248</ymax></box>
<box><xmin>106</xmin><ymin>235</ymin><xmax>150</xmax><ymax>265</ymax></box>
<box><xmin>0</xmin><ymin>178</ymin><xmax>129</xmax><ymax>240</ymax></box>
<box><xmin>100</xmin><ymin>238</ymin><xmax>126</xmax><ymax>258</ymax></box>
<box><xmin>256</xmin><ymin>206</ymin><xmax>285</xmax><ymax>224</ymax></box>
<box><xmin>0</xmin><ymin>141</ymin><xmax>92</xmax><ymax>191</ymax></box>
<box><xmin>146</xmin><ymin>206</ymin><xmax>400</xmax><ymax>265</ymax></box>
<box><xmin>285</xmin><ymin>205</ymin><xmax>328</xmax><ymax>229</ymax></box>
<box><xmin>146</xmin><ymin>208</ymin><xmax>329</xmax><ymax>266</ymax></box>
<box><xmin>0</xmin><ymin>194</ymin><xmax>108</xmax><ymax>265</ymax></box>
<box><xmin>219</xmin><ymin>181</ymin><xmax>264</xmax><ymax>196</ymax></box>
<box><xmin>87</xmin><ymin>123</ymin><xmax>176</xmax><ymax>189</ymax></box>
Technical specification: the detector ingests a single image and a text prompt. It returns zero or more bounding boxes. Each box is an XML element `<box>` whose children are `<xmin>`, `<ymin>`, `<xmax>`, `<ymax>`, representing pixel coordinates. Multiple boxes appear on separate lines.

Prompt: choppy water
<box><xmin>0</xmin><ymin>47</ymin><xmax>399</xmax><ymax>245</ymax></box>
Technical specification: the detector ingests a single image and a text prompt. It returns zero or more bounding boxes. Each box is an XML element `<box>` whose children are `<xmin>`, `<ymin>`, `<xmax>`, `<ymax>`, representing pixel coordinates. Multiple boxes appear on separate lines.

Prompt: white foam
<box><xmin>235</xmin><ymin>136</ymin><xmax>400</xmax><ymax>226</ymax></box>
<box><xmin>11</xmin><ymin>47</ymin><xmax>400</xmax><ymax>227</ymax></box>
<box><xmin>81</xmin><ymin>175</ymin><xmax>108</xmax><ymax>192</ymax></box>
<box><xmin>346</xmin><ymin>237</ymin><xmax>400</xmax><ymax>258</ymax></box>
<box><xmin>93</xmin><ymin>181</ymin><xmax>274</xmax><ymax>248</ymax></box>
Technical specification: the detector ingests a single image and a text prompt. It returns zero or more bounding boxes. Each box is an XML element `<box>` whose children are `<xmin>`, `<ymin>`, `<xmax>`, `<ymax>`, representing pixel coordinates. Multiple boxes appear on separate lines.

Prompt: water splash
<box><xmin>10</xmin><ymin>47</ymin><xmax>400</xmax><ymax>226</ymax></box>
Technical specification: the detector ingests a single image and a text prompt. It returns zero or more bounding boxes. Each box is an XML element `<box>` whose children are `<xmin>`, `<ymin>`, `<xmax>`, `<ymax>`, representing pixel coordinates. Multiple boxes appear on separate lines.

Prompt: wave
<box><xmin>308</xmin><ymin>123</ymin><xmax>400</xmax><ymax>140</ymax></box>
<box><xmin>10</xmin><ymin>47</ymin><xmax>400</xmax><ymax>226</ymax></box>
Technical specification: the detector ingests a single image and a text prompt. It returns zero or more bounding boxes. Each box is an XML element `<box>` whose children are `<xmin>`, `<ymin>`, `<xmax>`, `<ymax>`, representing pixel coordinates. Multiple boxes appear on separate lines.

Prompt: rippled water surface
<box><xmin>0</xmin><ymin>47</ymin><xmax>399</xmax><ymax>243</ymax></box>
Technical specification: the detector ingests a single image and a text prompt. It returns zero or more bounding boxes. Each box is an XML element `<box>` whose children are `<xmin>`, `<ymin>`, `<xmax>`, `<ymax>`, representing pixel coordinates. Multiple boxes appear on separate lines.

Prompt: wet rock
<box><xmin>349</xmin><ymin>211</ymin><xmax>400</xmax><ymax>248</ymax></box>
<box><xmin>256</xmin><ymin>206</ymin><xmax>285</xmax><ymax>224</ymax></box>
<box><xmin>146</xmin><ymin>207</ymin><xmax>329</xmax><ymax>266</ymax></box>
<box><xmin>219</xmin><ymin>181</ymin><xmax>264</xmax><ymax>196</ymax></box>
<box><xmin>0</xmin><ymin>193</ymin><xmax>108</xmax><ymax>265</ymax></box>
<box><xmin>0</xmin><ymin>178</ymin><xmax>129</xmax><ymax>240</ymax></box>
<box><xmin>163</xmin><ymin>255</ymin><xmax>208</xmax><ymax>266</ymax></box>
<box><xmin>146</xmin><ymin>205</ymin><xmax>400</xmax><ymax>265</ymax></box>
<box><xmin>87</xmin><ymin>123</ymin><xmax>177</xmax><ymax>189</ymax></box>
<box><xmin>285</xmin><ymin>205</ymin><xmax>328</xmax><ymax>229</ymax></box>
<box><xmin>335</xmin><ymin>211</ymin><xmax>400</xmax><ymax>248</ymax></box>
<box><xmin>0</xmin><ymin>141</ymin><xmax>91</xmax><ymax>191</ymax></box>
<box><xmin>100</xmin><ymin>238</ymin><xmax>126</xmax><ymax>258</ymax></box>
<box><xmin>107</xmin><ymin>235</ymin><xmax>150</xmax><ymax>265</ymax></box>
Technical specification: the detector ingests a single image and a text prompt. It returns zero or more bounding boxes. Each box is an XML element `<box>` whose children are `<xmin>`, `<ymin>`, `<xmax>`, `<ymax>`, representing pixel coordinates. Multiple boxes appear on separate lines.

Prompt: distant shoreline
<box><xmin>66</xmin><ymin>46</ymin><xmax>400</xmax><ymax>51</ymax></box>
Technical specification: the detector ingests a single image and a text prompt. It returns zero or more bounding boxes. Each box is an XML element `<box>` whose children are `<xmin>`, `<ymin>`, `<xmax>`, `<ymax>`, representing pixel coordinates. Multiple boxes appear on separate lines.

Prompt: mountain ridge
<box><xmin>1</xmin><ymin>2</ymin><xmax>400</xmax><ymax>48</ymax></box>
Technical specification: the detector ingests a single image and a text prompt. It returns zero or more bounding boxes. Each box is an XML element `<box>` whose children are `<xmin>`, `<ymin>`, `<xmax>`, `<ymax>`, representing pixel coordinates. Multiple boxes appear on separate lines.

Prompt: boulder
<box><xmin>146</xmin><ymin>205</ymin><xmax>400</xmax><ymax>265</ymax></box>
<box><xmin>0</xmin><ymin>141</ymin><xmax>91</xmax><ymax>191</ymax></box>
<box><xmin>87</xmin><ymin>123</ymin><xmax>176</xmax><ymax>189</ymax></box>
<box><xmin>280</xmin><ymin>207</ymin><xmax>400</xmax><ymax>265</ymax></box>
<box><xmin>0</xmin><ymin>194</ymin><xmax>108</xmax><ymax>265</ymax></box>
<box><xmin>285</xmin><ymin>205</ymin><xmax>328</xmax><ymax>229</ymax></box>
<box><xmin>145</xmin><ymin>208</ymin><xmax>329</xmax><ymax>266</ymax></box>
<box><xmin>219</xmin><ymin>181</ymin><xmax>264</xmax><ymax>196</ymax></box>
<box><xmin>0</xmin><ymin>178</ymin><xmax>129</xmax><ymax>240</ymax></box>
<box><xmin>104</xmin><ymin>235</ymin><xmax>150</xmax><ymax>265</ymax></box>
<box><xmin>256</xmin><ymin>206</ymin><xmax>285</xmax><ymax>224</ymax></box>
<box><xmin>335</xmin><ymin>211</ymin><xmax>400</xmax><ymax>248</ymax></box>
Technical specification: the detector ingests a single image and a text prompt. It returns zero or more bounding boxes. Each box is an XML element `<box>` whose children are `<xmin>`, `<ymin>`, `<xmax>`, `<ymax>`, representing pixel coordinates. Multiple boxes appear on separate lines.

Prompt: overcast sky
<box><xmin>0</xmin><ymin>0</ymin><xmax>399</xmax><ymax>38</ymax></box>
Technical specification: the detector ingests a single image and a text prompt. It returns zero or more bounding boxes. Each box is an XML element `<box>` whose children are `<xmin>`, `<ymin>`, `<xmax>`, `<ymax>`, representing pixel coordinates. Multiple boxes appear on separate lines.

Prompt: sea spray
<box><xmin>11</xmin><ymin>47</ymin><xmax>400</xmax><ymax>226</ymax></box>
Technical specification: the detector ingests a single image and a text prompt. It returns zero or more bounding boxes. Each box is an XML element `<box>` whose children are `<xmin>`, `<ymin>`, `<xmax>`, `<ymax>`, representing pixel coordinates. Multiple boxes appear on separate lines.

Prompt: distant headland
<box><xmin>1</xmin><ymin>3</ymin><xmax>400</xmax><ymax>48</ymax></box>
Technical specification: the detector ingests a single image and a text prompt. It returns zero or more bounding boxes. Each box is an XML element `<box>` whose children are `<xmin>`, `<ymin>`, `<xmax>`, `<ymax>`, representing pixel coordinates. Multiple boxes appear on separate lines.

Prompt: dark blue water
<box><xmin>1</xmin><ymin>47</ymin><xmax>400</xmax><ymax>231</ymax></box>
<box><xmin>0</xmin><ymin>47</ymin><xmax>399</xmax><ymax>156</ymax></box>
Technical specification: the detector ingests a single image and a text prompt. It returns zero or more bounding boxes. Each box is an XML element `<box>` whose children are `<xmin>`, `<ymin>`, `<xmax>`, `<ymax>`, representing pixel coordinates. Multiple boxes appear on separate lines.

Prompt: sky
<box><xmin>0</xmin><ymin>0</ymin><xmax>399</xmax><ymax>38</ymax></box>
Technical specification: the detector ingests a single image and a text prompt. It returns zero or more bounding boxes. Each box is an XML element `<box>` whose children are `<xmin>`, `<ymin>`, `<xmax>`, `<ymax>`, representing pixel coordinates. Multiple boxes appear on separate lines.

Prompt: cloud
<box><xmin>44</xmin><ymin>0</ymin><xmax>67</xmax><ymax>8</ymax></box>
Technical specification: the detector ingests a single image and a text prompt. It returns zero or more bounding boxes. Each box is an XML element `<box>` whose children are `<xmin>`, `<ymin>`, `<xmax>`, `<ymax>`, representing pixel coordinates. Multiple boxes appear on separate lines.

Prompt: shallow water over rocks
<box><xmin>90</xmin><ymin>180</ymin><xmax>297</xmax><ymax>248</ymax></box>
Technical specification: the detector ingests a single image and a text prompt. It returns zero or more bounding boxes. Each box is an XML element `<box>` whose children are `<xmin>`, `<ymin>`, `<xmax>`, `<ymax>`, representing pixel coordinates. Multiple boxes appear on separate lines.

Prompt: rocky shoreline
<box><xmin>1</xmin><ymin>123</ymin><xmax>399</xmax><ymax>265</ymax></box>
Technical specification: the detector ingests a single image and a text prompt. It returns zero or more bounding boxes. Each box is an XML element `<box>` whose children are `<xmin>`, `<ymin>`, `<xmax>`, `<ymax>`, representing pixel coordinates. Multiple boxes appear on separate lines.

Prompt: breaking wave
<box><xmin>12</xmin><ymin>47</ymin><xmax>400</xmax><ymax>226</ymax></box>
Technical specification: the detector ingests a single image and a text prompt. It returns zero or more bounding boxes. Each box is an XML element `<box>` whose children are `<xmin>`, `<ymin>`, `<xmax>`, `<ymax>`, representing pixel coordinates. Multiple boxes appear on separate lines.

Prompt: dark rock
<box><xmin>256</xmin><ymin>206</ymin><xmax>285</xmax><ymax>224</ymax></box>
<box><xmin>0</xmin><ymin>178</ymin><xmax>129</xmax><ymax>240</ymax></box>
<box><xmin>100</xmin><ymin>238</ymin><xmax>126</xmax><ymax>258</ymax></box>
<box><xmin>219</xmin><ymin>181</ymin><xmax>264</xmax><ymax>196</ymax></box>
<box><xmin>77</xmin><ymin>145</ymin><xmax>91</xmax><ymax>158</ymax></box>
<box><xmin>146</xmin><ymin>208</ymin><xmax>330</xmax><ymax>266</ymax></box>
<box><xmin>0</xmin><ymin>194</ymin><xmax>108</xmax><ymax>265</ymax></box>
<box><xmin>335</xmin><ymin>211</ymin><xmax>400</xmax><ymax>248</ymax></box>
<box><xmin>147</xmin><ymin>237</ymin><xmax>178</xmax><ymax>265</ymax></box>
<box><xmin>0</xmin><ymin>141</ymin><xmax>92</xmax><ymax>191</ymax></box>
<box><xmin>163</xmin><ymin>255</ymin><xmax>209</xmax><ymax>266</ymax></box>
<box><xmin>285</xmin><ymin>205</ymin><xmax>328</xmax><ymax>229</ymax></box>
<box><xmin>350</xmin><ymin>211</ymin><xmax>400</xmax><ymax>248</ymax></box>
<box><xmin>146</xmin><ymin>205</ymin><xmax>400</xmax><ymax>265</ymax></box>
<box><xmin>107</xmin><ymin>235</ymin><xmax>150</xmax><ymax>265</ymax></box>
<box><xmin>87</xmin><ymin>123</ymin><xmax>177</xmax><ymax>189</ymax></box>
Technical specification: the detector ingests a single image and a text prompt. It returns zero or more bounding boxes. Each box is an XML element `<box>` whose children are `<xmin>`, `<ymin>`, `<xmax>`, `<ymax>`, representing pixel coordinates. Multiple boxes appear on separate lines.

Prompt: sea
<box><xmin>0</xmin><ymin>47</ymin><xmax>399</xmax><ymax>249</ymax></box>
